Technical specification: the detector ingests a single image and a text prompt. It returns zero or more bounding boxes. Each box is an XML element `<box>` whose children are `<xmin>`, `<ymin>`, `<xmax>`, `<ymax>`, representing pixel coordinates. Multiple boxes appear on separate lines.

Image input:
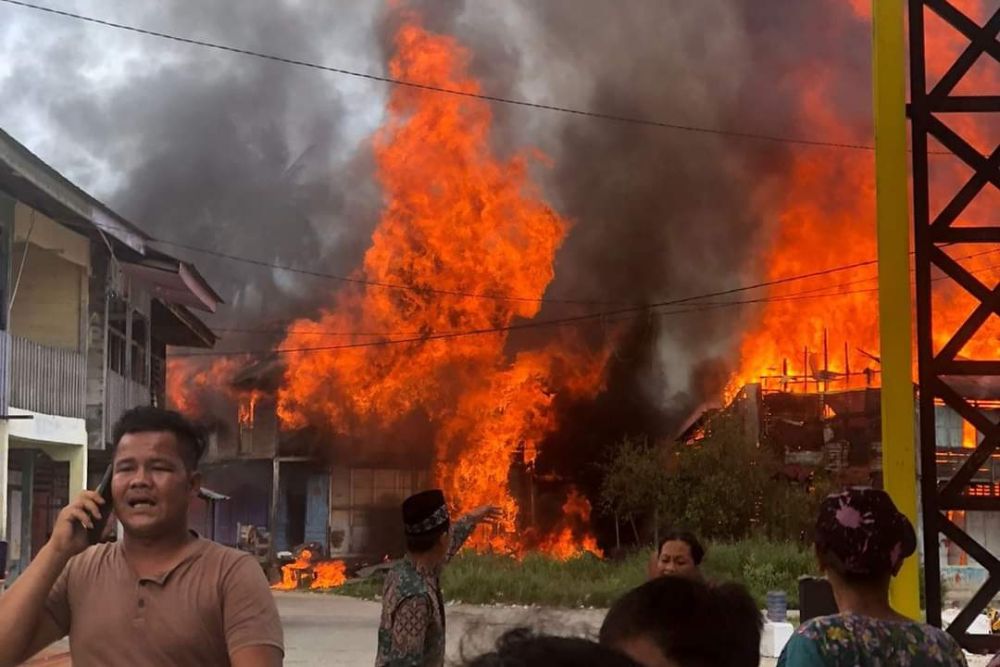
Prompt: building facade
<box><xmin>0</xmin><ymin>128</ymin><xmax>220</xmax><ymax>579</ymax></box>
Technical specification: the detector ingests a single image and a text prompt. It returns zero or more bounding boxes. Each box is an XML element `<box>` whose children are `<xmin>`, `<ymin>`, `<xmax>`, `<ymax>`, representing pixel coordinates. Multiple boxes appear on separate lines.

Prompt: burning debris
<box><xmin>272</xmin><ymin>548</ymin><xmax>348</xmax><ymax>591</ymax></box>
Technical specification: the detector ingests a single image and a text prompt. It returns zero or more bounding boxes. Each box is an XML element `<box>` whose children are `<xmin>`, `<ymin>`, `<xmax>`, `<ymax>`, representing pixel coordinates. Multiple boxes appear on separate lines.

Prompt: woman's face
<box><xmin>656</xmin><ymin>540</ymin><xmax>699</xmax><ymax>579</ymax></box>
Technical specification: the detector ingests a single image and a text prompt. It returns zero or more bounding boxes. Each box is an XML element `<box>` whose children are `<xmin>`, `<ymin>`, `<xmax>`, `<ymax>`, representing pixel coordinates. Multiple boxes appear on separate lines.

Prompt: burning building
<box><xmin>684</xmin><ymin>361</ymin><xmax>1000</xmax><ymax>602</ymax></box>
<box><xmin>176</xmin><ymin>13</ymin><xmax>611</xmax><ymax>562</ymax></box>
<box><xmin>161</xmin><ymin>1</ymin><xmax>997</xmax><ymax>570</ymax></box>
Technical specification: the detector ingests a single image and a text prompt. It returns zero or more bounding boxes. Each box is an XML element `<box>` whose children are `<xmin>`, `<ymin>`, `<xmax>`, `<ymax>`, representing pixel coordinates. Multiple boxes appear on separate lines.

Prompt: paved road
<box><xmin>278</xmin><ymin>592</ymin><xmax>608</xmax><ymax>666</ymax></box>
<box><xmin>25</xmin><ymin>592</ymin><xmax>995</xmax><ymax>666</ymax></box>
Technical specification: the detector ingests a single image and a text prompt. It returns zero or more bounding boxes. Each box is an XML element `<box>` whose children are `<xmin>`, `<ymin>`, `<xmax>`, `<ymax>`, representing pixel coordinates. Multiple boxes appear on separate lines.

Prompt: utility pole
<box><xmin>872</xmin><ymin>0</ymin><xmax>920</xmax><ymax>619</ymax></box>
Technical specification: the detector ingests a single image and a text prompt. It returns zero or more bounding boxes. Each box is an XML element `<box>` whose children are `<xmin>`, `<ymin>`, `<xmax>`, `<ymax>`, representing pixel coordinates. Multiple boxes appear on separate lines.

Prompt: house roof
<box><xmin>0</xmin><ymin>127</ymin><xmax>222</xmax><ymax>341</ymax></box>
<box><xmin>121</xmin><ymin>251</ymin><xmax>223</xmax><ymax>313</ymax></box>
<box><xmin>0</xmin><ymin>128</ymin><xmax>149</xmax><ymax>253</ymax></box>
<box><xmin>152</xmin><ymin>299</ymin><xmax>217</xmax><ymax>349</ymax></box>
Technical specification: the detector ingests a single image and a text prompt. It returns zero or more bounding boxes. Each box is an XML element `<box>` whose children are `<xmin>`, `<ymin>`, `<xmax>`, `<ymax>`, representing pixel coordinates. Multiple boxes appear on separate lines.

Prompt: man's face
<box><xmin>429</xmin><ymin>528</ymin><xmax>451</xmax><ymax>565</ymax></box>
<box><xmin>656</xmin><ymin>540</ymin><xmax>699</xmax><ymax>580</ymax></box>
<box><xmin>112</xmin><ymin>431</ymin><xmax>200</xmax><ymax>539</ymax></box>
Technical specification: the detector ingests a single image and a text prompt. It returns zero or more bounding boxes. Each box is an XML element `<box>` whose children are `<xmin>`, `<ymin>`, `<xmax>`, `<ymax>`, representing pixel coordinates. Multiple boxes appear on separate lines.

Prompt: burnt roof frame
<box><xmin>909</xmin><ymin>0</ymin><xmax>1000</xmax><ymax>651</ymax></box>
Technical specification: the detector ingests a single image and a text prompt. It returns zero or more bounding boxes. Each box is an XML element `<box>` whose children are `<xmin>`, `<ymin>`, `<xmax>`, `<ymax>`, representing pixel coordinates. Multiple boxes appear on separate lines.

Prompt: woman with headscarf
<box><xmin>778</xmin><ymin>488</ymin><xmax>967</xmax><ymax>667</ymax></box>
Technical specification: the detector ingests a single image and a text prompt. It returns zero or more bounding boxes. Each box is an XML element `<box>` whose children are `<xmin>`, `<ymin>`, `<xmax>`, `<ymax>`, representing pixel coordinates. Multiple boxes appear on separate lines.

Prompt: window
<box><xmin>107</xmin><ymin>297</ymin><xmax>127</xmax><ymax>375</ymax></box>
<box><xmin>130</xmin><ymin>312</ymin><xmax>148</xmax><ymax>385</ymax></box>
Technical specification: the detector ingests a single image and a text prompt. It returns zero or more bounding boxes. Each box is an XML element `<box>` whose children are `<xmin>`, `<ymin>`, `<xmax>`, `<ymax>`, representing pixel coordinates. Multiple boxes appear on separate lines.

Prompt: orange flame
<box><xmin>166</xmin><ymin>357</ymin><xmax>244</xmax><ymax>417</ymax></box>
<box><xmin>271</xmin><ymin>549</ymin><xmax>315</xmax><ymax>591</ymax></box>
<box><xmin>310</xmin><ymin>560</ymin><xmax>348</xmax><ymax>590</ymax></box>
<box><xmin>271</xmin><ymin>550</ymin><xmax>348</xmax><ymax>591</ymax></box>
<box><xmin>238</xmin><ymin>391</ymin><xmax>262</xmax><ymax>428</ymax></box>
<box><xmin>537</xmin><ymin>489</ymin><xmax>603</xmax><ymax>561</ymax></box>
<box><xmin>727</xmin><ymin>3</ymin><xmax>999</xmax><ymax>398</ymax></box>
<box><xmin>276</xmin><ymin>14</ymin><xmax>607</xmax><ymax>556</ymax></box>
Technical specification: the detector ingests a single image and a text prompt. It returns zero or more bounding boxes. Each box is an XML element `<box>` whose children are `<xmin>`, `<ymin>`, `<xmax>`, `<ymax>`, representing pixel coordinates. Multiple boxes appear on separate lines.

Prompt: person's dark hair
<box><xmin>816</xmin><ymin>549</ymin><xmax>892</xmax><ymax>588</ymax></box>
<box><xmin>111</xmin><ymin>406</ymin><xmax>206</xmax><ymax>471</ymax></box>
<box><xmin>658</xmin><ymin>530</ymin><xmax>706</xmax><ymax>565</ymax></box>
<box><xmin>405</xmin><ymin>523</ymin><xmax>450</xmax><ymax>554</ymax></box>
<box><xmin>464</xmin><ymin>628</ymin><xmax>640</xmax><ymax>667</ymax></box>
<box><xmin>600</xmin><ymin>576</ymin><xmax>761</xmax><ymax>667</ymax></box>
<box><xmin>813</xmin><ymin>488</ymin><xmax>917</xmax><ymax>588</ymax></box>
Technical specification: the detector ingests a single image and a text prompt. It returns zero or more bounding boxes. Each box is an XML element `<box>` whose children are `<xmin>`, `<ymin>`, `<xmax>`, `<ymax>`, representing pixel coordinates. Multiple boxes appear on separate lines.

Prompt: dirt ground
<box><xmin>23</xmin><ymin>592</ymin><xmax>995</xmax><ymax>666</ymax></box>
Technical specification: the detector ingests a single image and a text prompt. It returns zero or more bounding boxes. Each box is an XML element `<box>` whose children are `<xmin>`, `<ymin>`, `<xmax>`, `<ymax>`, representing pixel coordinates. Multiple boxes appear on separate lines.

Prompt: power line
<box><xmin>155</xmin><ymin>238</ymin><xmax>623</xmax><ymax>306</ymax></box>
<box><xmin>206</xmin><ymin>253</ymin><xmax>1000</xmax><ymax>340</ymax></box>
<box><xmin>172</xmin><ymin>256</ymin><xmax>885</xmax><ymax>357</ymax></box>
<box><xmin>1</xmin><ymin>0</ymin><xmax>884</xmax><ymax>152</ymax></box>
<box><xmin>176</xmin><ymin>247</ymin><xmax>1000</xmax><ymax>355</ymax></box>
<box><xmin>163</xmin><ymin>236</ymin><xmax>1000</xmax><ymax>314</ymax></box>
<box><xmin>154</xmin><ymin>237</ymin><xmax>881</xmax><ymax>306</ymax></box>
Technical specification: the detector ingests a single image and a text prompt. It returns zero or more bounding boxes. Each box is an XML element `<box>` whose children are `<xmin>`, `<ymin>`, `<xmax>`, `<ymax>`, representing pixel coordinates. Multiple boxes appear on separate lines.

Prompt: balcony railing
<box><xmin>9</xmin><ymin>336</ymin><xmax>86</xmax><ymax>418</ymax></box>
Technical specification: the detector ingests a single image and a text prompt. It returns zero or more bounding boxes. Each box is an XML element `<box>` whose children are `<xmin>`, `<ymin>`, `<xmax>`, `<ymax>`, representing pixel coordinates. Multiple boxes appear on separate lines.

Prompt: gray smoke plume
<box><xmin>0</xmin><ymin>0</ymin><xmax>874</xmax><ymax>417</ymax></box>
<box><xmin>0</xmin><ymin>0</ymin><xmax>388</xmax><ymax>347</ymax></box>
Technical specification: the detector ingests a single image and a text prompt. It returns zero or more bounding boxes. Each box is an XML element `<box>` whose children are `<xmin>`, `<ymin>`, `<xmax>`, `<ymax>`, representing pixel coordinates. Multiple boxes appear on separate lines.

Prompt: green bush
<box><xmin>702</xmin><ymin>538</ymin><xmax>816</xmax><ymax>608</ymax></box>
<box><xmin>329</xmin><ymin>539</ymin><xmax>815</xmax><ymax>609</ymax></box>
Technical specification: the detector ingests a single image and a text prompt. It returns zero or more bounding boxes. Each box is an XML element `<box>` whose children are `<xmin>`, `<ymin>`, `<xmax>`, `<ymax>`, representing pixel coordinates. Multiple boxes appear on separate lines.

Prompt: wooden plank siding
<box><xmin>105</xmin><ymin>370</ymin><xmax>151</xmax><ymax>435</ymax></box>
<box><xmin>9</xmin><ymin>335</ymin><xmax>86</xmax><ymax>418</ymax></box>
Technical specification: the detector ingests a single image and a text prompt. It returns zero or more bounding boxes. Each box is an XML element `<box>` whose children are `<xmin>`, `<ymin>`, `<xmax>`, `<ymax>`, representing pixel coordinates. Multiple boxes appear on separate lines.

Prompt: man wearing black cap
<box><xmin>376</xmin><ymin>490</ymin><xmax>500</xmax><ymax>667</ymax></box>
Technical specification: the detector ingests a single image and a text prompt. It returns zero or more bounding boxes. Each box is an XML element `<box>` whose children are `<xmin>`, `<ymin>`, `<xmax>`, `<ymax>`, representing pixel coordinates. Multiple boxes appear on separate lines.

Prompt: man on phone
<box><xmin>0</xmin><ymin>406</ymin><xmax>283</xmax><ymax>667</ymax></box>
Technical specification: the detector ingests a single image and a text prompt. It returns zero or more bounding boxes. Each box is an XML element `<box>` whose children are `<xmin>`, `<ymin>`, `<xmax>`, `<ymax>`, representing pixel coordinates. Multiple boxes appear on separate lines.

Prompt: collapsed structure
<box><xmin>680</xmin><ymin>360</ymin><xmax>1000</xmax><ymax>601</ymax></box>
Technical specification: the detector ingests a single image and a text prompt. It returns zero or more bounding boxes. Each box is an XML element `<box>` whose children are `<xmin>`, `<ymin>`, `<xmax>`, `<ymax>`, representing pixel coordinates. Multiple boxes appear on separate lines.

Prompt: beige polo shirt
<box><xmin>45</xmin><ymin>538</ymin><xmax>283</xmax><ymax>666</ymax></box>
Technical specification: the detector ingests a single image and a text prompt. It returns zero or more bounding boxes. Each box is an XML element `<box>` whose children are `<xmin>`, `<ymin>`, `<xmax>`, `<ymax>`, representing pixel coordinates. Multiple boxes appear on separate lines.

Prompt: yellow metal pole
<box><xmin>872</xmin><ymin>0</ymin><xmax>921</xmax><ymax>618</ymax></box>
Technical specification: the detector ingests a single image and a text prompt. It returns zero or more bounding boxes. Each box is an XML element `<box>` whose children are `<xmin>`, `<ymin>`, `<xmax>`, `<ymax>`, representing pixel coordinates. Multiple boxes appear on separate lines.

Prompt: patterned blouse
<box><xmin>375</xmin><ymin>516</ymin><xmax>476</xmax><ymax>667</ymax></box>
<box><xmin>778</xmin><ymin>614</ymin><xmax>967</xmax><ymax>667</ymax></box>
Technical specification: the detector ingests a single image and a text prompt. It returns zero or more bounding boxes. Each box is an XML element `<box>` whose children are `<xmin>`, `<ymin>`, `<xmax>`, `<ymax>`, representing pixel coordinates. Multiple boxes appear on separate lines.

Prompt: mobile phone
<box><xmin>87</xmin><ymin>464</ymin><xmax>114</xmax><ymax>545</ymax></box>
<box><xmin>0</xmin><ymin>540</ymin><xmax>7</xmax><ymax>579</ymax></box>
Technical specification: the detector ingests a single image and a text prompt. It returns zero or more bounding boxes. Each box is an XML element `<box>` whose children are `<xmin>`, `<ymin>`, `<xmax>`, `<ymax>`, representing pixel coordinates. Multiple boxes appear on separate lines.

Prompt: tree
<box><xmin>598</xmin><ymin>414</ymin><xmax>831</xmax><ymax>548</ymax></box>
<box><xmin>660</xmin><ymin>413</ymin><xmax>770</xmax><ymax>541</ymax></box>
<box><xmin>598</xmin><ymin>435</ymin><xmax>669</xmax><ymax>547</ymax></box>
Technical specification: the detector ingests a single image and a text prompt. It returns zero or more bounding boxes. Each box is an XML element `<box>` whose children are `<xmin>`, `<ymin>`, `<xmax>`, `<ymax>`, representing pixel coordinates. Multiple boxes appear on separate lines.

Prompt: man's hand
<box><xmin>468</xmin><ymin>506</ymin><xmax>503</xmax><ymax>525</ymax></box>
<box><xmin>48</xmin><ymin>491</ymin><xmax>105</xmax><ymax>559</ymax></box>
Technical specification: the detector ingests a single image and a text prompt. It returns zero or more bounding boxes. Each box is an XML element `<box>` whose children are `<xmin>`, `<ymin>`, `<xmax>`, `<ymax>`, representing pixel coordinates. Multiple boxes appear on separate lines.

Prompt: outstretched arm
<box><xmin>447</xmin><ymin>506</ymin><xmax>503</xmax><ymax>561</ymax></box>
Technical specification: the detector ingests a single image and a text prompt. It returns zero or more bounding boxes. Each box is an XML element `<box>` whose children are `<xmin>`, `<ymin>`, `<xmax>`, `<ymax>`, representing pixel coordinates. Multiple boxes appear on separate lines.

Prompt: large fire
<box><xmin>276</xmin><ymin>14</ymin><xmax>606</xmax><ymax>555</ymax></box>
<box><xmin>729</xmin><ymin>2</ymin><xmax>999</xmax><ymax>397</ymax></box>
<box><xmin>166</xmin><ymin>357</ymin><xmax>245</xmax><ymax>417</ymax></box>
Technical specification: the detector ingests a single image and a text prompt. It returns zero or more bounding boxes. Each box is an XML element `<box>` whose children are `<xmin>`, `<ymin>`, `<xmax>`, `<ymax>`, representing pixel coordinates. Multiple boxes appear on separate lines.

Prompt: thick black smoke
<box><xmin>0</xmin><ymin>0</ymin><xmax>874</xmax><ymax>436</ymax></box>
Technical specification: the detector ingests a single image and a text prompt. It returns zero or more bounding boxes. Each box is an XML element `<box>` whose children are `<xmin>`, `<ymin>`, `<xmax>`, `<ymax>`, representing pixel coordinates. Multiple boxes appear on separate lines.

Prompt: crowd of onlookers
<box><xmin>464</xmin><ymin>488</ymin><xmax>979</xmax><ymax>667</ymax></box>
<box><xmin>0</xmin><ymin>406</ymin><xmax>995</xmax><ymax>666</ymax></box>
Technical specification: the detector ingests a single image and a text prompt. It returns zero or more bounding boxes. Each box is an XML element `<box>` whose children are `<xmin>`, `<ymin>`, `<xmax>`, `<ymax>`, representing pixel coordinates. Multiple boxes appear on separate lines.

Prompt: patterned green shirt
<box><xmin>375</xmin><ymin>516</ymin><xmax>477</xmax><ymax>667</ymax></box>
<box><xmin>778</xmin><ymin>614</ymin><xmax>967</xmax><ymax>667</ymax></box>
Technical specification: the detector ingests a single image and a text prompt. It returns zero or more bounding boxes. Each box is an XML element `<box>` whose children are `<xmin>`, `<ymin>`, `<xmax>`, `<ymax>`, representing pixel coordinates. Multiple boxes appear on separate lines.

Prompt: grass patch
<box><xmin>702</xmin><ymin>538</ymin><xmax>817</xmax><ymax>608</ymax></box>
<box><xmin>331</xmin><ymin>539</ymin><xmax>816</xmax><ymax>609</ymax></box>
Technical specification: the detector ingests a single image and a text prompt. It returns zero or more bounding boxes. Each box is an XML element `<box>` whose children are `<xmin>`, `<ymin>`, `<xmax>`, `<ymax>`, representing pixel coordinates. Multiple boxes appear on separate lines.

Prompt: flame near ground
<box><xmin>272</xmin><ymin>550</ymin><xmax>348</xmax><ymax>591</ymax></box>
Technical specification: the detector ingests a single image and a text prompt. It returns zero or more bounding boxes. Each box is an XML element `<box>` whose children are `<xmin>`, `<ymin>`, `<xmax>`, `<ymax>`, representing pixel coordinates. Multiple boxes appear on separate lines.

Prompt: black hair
<box><xmin>600</xmin><ymin>577</ymin><xmax>761</xmax><ymax>667</ymax></box>
<box><xmin>111</xmin><ymin>406</ymin><xmax>206</xmax><ymax>471</ymax></box>
<box><xmin>815</xmin><ymin>546</ymin><xmax>893</xmax><ymax>588</ymax></box>
<box><xmin>464</xmin><ymin>628</ymin><xmax>640</xmax><ymax>667</ymax></box>
<box><xmin>405</xmin><ymin>523</ymin><xmax>450</xmax><ymax>554</ymax></box>
<box><xmin>658</xmin><ymin>531</ymin><xmax>706</xmax><ymax>565</ymax></box>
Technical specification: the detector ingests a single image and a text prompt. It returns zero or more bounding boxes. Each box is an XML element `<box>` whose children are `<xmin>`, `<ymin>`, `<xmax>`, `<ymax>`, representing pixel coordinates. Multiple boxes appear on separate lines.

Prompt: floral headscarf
<box><xmin>815</xmin><ymin>487</ymin><xmax>917</xmax><ymax>577</ymax></box>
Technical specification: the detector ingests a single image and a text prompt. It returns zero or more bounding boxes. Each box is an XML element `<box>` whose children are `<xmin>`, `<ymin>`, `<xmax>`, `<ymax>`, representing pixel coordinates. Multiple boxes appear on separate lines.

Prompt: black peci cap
<box><xmin>402</xmin><ymin>489</ymin><xmax>450</xmax><ymax>535</ymax></box>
